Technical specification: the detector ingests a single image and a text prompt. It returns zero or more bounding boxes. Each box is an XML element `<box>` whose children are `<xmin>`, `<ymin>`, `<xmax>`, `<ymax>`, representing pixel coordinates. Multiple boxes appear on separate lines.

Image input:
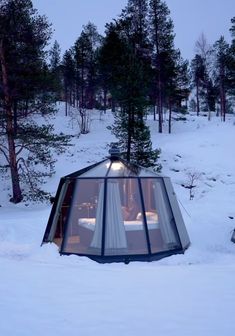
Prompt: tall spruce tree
<box><xmin>164</xmin><ymin>50</ymin><xmax>189</xmax><ymax>133</ymax></box>
<box><xmin>230</xmin><ymin>17</ymin><xmax>235</xmax><ymax>38</ymax></box>
<box><xmin>121</xmin><ymin>0</ymin><xmax>149</xmax><ymax>50</ymax></box>
<box><xmin>49</xmin><ymin>40</ymin><xmax>62</xmax><ymax>101</ymax></box>
<box><xmin>72</xmin><ymin>23</ymin><xmax>102</xmax><ymax>133</ymax></box>
<box><xmin>101</xmin><ymin>16</ymin><xmax>160</xmax><ymax>169</ymax></box>
<box><xmin>0</xmin><ymin>0</ymin><xmax>70</xmax><ymax>202</ymax></box>
<box><xmin>194</xmin><ymin>33</ymin><xmax>216</xmax><ymax>117</ymax></box>
<box><xmin>61</xmin><ymin>49</ymin><xmax>75</xmax><ymax>116</ymax></box>
<box><xmin>97</xmin><ymin>25</ymin><xmax>124</xmax><ymax>111</ymax></box>
<box><xmin>229</xmin><ymin>17</ymin><xmax>235</xmax><ymax>97</ymax></box>
<box><xmin>149</xmin><ymin>0</ymin><xmax>175</xmax><ymax>132</ymax></box>
<box><xmin>212</xmin><ymin>36</ymin><xmax>232</xmax><ymax>121</ymax></box>
<box><xmin>73</xmin><ymin>22</ymin><xmax>102</xmax><ymax>110</ymax></box>
<box><xmin>190</xmin><ymin>54</ymin><xmax>206</xmax><ymax>115</ymax></box>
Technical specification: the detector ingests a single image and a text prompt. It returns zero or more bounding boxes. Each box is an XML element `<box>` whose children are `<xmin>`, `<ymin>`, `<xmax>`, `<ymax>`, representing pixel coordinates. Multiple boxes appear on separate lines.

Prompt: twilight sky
<box><xmin>32</xmin><ymin>0</ymin><xmax>234</xmax><ymax>60</ymax></box>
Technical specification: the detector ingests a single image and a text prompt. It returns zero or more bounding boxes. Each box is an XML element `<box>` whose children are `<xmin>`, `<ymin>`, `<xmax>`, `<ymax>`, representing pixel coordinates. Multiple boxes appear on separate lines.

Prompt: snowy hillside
<box><xmin>0</xmin><ymin>106</ymin><xmax>235</xmax><ymax>336</ymax></box>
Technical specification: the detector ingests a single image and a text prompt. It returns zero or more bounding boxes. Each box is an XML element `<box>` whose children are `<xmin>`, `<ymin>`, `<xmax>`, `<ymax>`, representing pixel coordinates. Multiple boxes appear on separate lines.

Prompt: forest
<box><xmin>0</xmin><ymin>0</ymin><xmax>235</xmax><ymax>203</ymax></box>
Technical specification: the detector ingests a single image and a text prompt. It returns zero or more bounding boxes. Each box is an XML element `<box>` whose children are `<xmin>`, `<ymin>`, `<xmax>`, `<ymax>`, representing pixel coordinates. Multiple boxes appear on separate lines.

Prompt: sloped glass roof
<box><xmin>78</xmin><ymin>159</ymin><xmax>111</xmax><ymax>177</ymax></box>
<box><xmin>67</xmin><ymin>158</ymin><xmax>163</xmax><ymax>178</ymax></box>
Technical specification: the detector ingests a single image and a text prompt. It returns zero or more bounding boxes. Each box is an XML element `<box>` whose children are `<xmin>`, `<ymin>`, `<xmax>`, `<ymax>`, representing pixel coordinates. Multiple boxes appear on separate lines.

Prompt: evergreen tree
<box><xmin>190</xmin><ymin>54</ymin><xmax>206</xmax><ymax>115</ymax></box>
<box><xmin>229</xmin><ymin>17</ymin><xmax>235</xmax><ymax>97</ymax></box>
<box><xmin>148</xmin><ymin>0</ymin><xmax>175</xmax><ymax>132</ymax></box>
<box><xmin>49</xmin><ymin>40</ymin><xmax>62</xmax><ymax>101</ymax></box>
<box><xmin>121</xmin><ymin>0</ymin><xmax>149</xmax><ymax>51</ymax></box>
<box><xmin>0</xmin><ymin>0</ymin><xmax>70</xmax><ymax>202</ymax></box>
<box><xmin>50</xmin><ymin>40</ymin><xmax>61</xmax><ymax>71</ymax></box>
<box><xmin>97</xmin><ymin>25</ymin><xmax>124</xmax><ymax>112</ymax></box>
<box><xmin>194</xmin><ymin>33</ymin><xmax>216</xmax><ymax>117</ymax></box>
<box><xmin>61</xmin><ymin>49</ymin><xmax>75</xmax><ymax>115</ymax></box>
<box><xmin>164</xmin><ymin>50</ymin><xmax>189</xmax><ymax>133</ymax></box>
<box><xmin>102</xmin><ymin>18</ymin><xmax>160</xmax><ymax>169</ymax></box>
<box><xmin>72</xmin><ymin>23</ymin><xmax>102</xmax><ymax>133</ymax></box>
<box><xmin>212</xmin><ymin>36</ymin><xmax>231</xmax><ymax>121</ymax></box>
<box><xmin>73</xmin><ymin>22</ymin><xmax>102</xmax><ymax>110</ymax></box>
<box><xmin>205</xmin><ymin>78</ymin><xmax>217</xmax><ymax>113</ymax></box>
<box><xmin>230</xmin><ymin>17</ymin><xmax>235</xmax><ymax>40</ymax></box>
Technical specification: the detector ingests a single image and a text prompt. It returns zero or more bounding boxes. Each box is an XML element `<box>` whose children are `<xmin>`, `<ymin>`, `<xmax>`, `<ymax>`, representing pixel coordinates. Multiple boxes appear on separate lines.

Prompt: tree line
<box><xmin>0</xmin><ymin>0</ymin><xmax>235</xmax><ymax>203</ymax></box>
<box><xmin>57</xmin><ymin>0</ymin><xmax>235</xmax><ymax>158</ymax></box>
<box><xmin>191</xmin><ymin>31</ymin><xmax>235</xmax><ymax>121</ymax></box>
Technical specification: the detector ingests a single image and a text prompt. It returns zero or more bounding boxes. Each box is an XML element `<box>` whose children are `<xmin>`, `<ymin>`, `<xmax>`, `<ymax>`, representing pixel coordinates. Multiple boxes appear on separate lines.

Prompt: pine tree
<box><xmin>97</xmin><ymin>27</ymin><xmax>120</xmax><ymax>113</ymax></box>
<box><xmin>164</xmin><ymin>50</ymin><xmax>189</xmax><ymax>133</ymax></box>
<box><xmin>149</xmin><ymin>0</ymin><xmax>175</xmax><ymax>132</ymax></box>
<box><xmin>190</xmin><ymin>54</ymin><xmax>206</xmax><ymax>115</ymax></box>
<box><xmin>122</xmin><ymin>0</ymin><xmax>149</xmax><ymax>51</ymax></box>
<box><xmin>205</xmin><ymin>79</ymin><xmax>217</xmax><ymax>113</ymax></box>
<box><xmin>102</xmin><ymin>17</ymin><xmax>160</xmax><ymax>169</ymax></box>
<box><xmin>72</xmin><ymin>23</ymin><xmax>102</xmax><ymax>133</ymax></box>
<box><xmin>73</xmin><ymin>22</ymin><xmax>102</xmax><ymax>110</ymax></box>
<box><xmin>229</xmin><ymin>17</ymin><xmax>235</xmax><ymax>97</ymax></box>
<box><xmin>194</xmin><ymin>33</ymin><xmax>216</xmax><ymax>118</ymax></box>
<box><xmin>49</xmin><ymin>40</ymin><xmax>62</xmax><ymax>101</ymax></box>
<box><xmin>0</xmin><ymin>0</ymin><xmax>70</xmax><ymax>202</ymax></box>
<box><xmin>230</xmin><ymin>17</ymin><xmax>235</xmax><ymax>40</ymax></box>
<box><xmin>61</xmin><ymin>49</ymin><xmax>75</xmax><ymax>115</ymax></box>
<box><xmin>212</xmin><ymin>36</ymin><xmax>232</xmax><ymax>121</ymax></box>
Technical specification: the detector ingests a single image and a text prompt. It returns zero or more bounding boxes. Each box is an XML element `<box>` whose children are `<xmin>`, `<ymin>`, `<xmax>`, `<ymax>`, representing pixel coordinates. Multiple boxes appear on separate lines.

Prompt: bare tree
<box><xmin>182</xmin><ymin>171</ymin><xmax>201</xmax><ymax>200</ymax></box>
<box><xmin>195</xmin><ymin>32</ymin><xmax>211</xmax><ymax>60</ymax></box>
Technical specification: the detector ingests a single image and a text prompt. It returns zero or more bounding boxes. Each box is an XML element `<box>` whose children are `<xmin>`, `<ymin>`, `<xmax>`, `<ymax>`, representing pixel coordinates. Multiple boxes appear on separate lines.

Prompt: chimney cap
<box><xmin>108</xmin><ymin>144</ymin><xmax>121</xmax><ymax>159</ymax></box>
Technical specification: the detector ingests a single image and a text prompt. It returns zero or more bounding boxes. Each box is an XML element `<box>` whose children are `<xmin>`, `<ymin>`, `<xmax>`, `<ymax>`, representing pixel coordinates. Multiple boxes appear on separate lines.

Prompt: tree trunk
<box><xmin>0</xmin><ymin>39</ymin><xmax>23</xmax><ymax>203</ymax></box>
<box><xmin>168</xmin><ymin>99</ymin><xmax>172</xmax><ymax>134</ymax></box>
<box><xmin>24</xmin><ymin>98</ymin><xmax>29</xmax><ymax>118</ymax></box>
<box><xmin>208</xmin><ymin>110</ymin><xmax>211</xmax><ymax>121</ymax></box>
<box><xmin>64</xmin><ymin>80</ymin><xmax>68</xmax><ymax>116</ymax></box>
<box><xmin>219</xmin><ymin>65</ymin><xmax>226</xmax><ymax>122</ymax></box>
<box><xmin>76</xmin><ymin>73</ymin><xmax>79</xmax><ymax>108</ymax></box>
<box><xmin>111</xmin><ymin>98</ymin><xmax>116</xmax><ymax>112</ymax></box>
<box><xmin>153</xmin><ymin>104</ymin><xmax>156</xmax><ymax>121</ymax></box>
<box><xmin>13</xmin><ymin>100</ymin><xmax>18</xmax><ymax>135</ymax></box>
<box><xmin>220</xmin><ymin>84</ymin><xmax>226</xmax><ymax>122</ymax></box>
<box><xmin>127</xmin><ymin>105</ymin><xmax>132</xmax><ymax>162</ymax></box>
<box><xmin>158</xmin><ymin>75</ymin><xmax>163</xmax><ymax>133</ymax></box>
<box><xmin>152</xmin><ymin>2</ymin><xmax>163</xmax><ymax>133</ymax></box>
<box><xmin>196</xmin><ymin>80</ymin><xmax>200</xmax><ymax>116</ymax></box>
<box><xmin>103</xmin><ymin>89</ymin><xmax>107</xmax><ymax>113</ymax></box>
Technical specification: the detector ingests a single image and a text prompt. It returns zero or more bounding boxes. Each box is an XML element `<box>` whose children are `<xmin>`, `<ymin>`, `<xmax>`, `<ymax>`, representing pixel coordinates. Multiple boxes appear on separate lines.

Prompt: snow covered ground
<box><xmin>0</xmin><ymin>106</ymin><xmax>235</xmax><ymax>336</ymax></box>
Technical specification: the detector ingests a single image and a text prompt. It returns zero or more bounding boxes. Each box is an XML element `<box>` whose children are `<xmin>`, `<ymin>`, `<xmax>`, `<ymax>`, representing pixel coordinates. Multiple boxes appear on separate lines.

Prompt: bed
<box><xmin>75</xmin><ymin>211</ymin><xmax>164</xmax><ymax>253</ymax></box>
<box><xmin>78</xmin><ymin>212</ymin><xmax>159</xmax><ymax>231</ymax></box>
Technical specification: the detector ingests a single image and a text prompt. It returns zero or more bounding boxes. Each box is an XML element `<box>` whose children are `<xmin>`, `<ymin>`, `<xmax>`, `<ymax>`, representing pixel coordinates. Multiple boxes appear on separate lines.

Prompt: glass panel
<box><xmin>140</xmin><ymin>178</ymin><xmax>180</xmax><ymax>253</ymax></box>
<box><xmin>107</xmin><ymin>161</ymin><xmax>126</xmax><ymax>177</ymax></box>
<box><xmin>79</xmin><ymin>160</ymin><xmax>111</xmax><ymax>177</ymax></box>
<box><xmin>104</xmin><ymin>178</ymin><xmax>148</xmax><ymax>255</ymax></box>
<box><xmin>62</xmin><ymin>179</ymin><xmax>104</xmax><ymax>255</ymax></box>
<box><xmin>107</xmin><ymin>161</ymin><xmax>140</xmax><ymax>177</ymax></box>
<box><xmin>52</xmin><ymin>180</ymin><xmax>75</xmax><ymax>248</ymax></box>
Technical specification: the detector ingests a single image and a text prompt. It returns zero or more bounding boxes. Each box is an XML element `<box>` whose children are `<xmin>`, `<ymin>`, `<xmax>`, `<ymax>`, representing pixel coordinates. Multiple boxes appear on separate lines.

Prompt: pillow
<box><xmin>136</xmin><ymin>212</ymin><xmax>158</xmax><ymax>222</ymax></box>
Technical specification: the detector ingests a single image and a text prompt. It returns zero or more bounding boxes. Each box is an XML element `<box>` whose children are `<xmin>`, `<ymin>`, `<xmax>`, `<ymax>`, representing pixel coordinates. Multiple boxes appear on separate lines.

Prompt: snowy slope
<box><xmin>0</xmin><ymin>106</ymin><xmax>235</xmax><ymax>336</ymax></box>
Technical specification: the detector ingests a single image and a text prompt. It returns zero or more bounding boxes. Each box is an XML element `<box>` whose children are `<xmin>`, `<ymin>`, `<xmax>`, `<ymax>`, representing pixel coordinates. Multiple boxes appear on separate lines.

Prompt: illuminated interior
<box><xmin>42</xmin><ymin>157</ymin><xmax>190</xmax><ymax>263</ymax></box>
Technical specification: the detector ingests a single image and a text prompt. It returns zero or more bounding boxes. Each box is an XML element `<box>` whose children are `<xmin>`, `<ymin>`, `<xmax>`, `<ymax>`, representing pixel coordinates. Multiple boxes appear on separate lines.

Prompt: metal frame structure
<box><xmin>42</xmin><ymin>154</ymin><xmax>190</xmax><ymax>263</ymax></box>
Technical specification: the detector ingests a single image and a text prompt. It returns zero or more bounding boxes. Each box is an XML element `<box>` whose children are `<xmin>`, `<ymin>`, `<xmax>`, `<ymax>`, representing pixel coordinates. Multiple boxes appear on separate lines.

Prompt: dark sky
<box><xmin>33</xmin><ymin>0</ymin><xmax>234</xmax><ymax>60</ymax></box>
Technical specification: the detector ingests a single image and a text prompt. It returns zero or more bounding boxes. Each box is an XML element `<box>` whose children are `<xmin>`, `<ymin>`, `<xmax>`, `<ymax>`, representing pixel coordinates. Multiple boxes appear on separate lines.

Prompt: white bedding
<box><xmin>78</xmin><ymin>218</ymin><xmax>159</xmax><ymax>231</ymax></box>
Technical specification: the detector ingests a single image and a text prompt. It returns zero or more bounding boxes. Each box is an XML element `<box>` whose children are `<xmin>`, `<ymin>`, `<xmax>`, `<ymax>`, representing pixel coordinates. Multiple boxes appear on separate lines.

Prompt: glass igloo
<box><xmin>42</xmin><ymin>147</ymin><xmax>190</xmax><ymax>263</ymax></box>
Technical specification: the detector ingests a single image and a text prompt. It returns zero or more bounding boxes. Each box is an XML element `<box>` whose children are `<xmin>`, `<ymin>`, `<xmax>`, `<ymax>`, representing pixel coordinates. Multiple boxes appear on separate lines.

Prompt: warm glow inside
<box><xmin>106</xmin><ymin>162</ymin><xmax>123</xmax><ymax>171</ymax></box>
<box><xmin>111</xmin><ymin>162</ymin><xmax>123</xmax><ymax>171</ymax></box>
